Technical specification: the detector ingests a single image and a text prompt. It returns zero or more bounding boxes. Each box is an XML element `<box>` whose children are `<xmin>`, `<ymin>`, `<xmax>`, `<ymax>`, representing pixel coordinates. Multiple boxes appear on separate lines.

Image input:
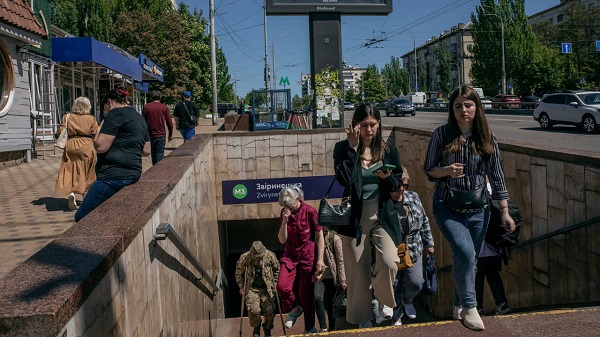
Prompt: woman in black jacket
<box><xmin>333</xmin><ymin>103</ymin><xmax>403</xmax><ymax>327</ymax></box>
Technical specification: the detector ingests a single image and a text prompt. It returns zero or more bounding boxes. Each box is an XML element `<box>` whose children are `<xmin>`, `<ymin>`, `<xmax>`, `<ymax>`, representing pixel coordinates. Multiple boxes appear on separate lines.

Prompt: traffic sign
<box><xmin>596</xmin><ymin>40</ymin><xmax>600</xmax><ymax>52</ymax></box>
<box><xmin>279</xmin><ymin>76</ymin><xmax>290</xmax><ymax>86</ymax></box>
<box><xmin>579</xmin><ymin>78</ymin><xmax>585</xmax><ymax>85</ymax></box>
<box><xmin>508</xmin><ymin>82</ymin><xmax>513</xmax><ymax>90</ymax></box>
<box><xmin>561</xmin><ymin>43</ymin><xmax>572</xmax><ymax>53</ymax></box>
<box><xmin>415</xmin><ymin>85</ymin><xmax>419</xmax><ymax>91</ymax></box>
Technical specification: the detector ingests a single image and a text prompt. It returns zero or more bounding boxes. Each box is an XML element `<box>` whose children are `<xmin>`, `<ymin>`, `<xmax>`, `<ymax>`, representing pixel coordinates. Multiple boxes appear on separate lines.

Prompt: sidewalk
<box><xmin>0</xmin><ymin>118</ymin><xmax>221</xmax><ymax>279</ymax></box>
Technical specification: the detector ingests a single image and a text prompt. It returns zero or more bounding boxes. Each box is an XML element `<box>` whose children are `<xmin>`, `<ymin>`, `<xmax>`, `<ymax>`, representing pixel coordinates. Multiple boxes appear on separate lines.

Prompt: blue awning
<box><xmin>52</xmin><ymin>37</ymin><xmax>142</xmax><ymax>81</ymax></box>
<box><xmin>138</xmin><ymin>53</ymin><xmax>164</xmax><ymax>83</ymax></box>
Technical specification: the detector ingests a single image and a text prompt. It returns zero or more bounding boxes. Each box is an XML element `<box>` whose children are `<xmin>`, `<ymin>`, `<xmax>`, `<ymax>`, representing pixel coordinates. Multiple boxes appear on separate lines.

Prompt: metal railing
<box><xmin>438</xmin><ymin>215</ymin><xmax>600</xmax><ymax>272</ymax></box>
<box><xmin>154</xmin><ymin>223</ymin><xmax>221</xmax><ymax>294</ymax></box>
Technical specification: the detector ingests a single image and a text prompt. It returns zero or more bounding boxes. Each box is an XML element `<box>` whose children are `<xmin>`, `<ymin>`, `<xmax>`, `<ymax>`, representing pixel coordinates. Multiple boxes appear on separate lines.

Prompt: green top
<box><xmin>362</xmin><ymin>164</ymin><xmax>380</xmax><ymax>200</ymax></box>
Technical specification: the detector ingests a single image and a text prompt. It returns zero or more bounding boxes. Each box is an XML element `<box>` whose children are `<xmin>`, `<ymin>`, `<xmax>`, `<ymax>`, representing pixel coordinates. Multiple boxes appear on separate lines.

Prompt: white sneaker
<box><xmin>453</xmin><ymin>305</ymin><xmax>463</xmax><ymax>320</ymax></box>
<box><xmin>379</xmin><ymin>304</ymin><xmax>393</xmax><ymax>319</ymax></box>
<box><xmin>68</xmin><ymin>192</ymin><xmax>78</xmax><ymax>210</ymax></box>
<box><xmin>372</xmin><ymin>300</ymin><xmax>388</xmax><ymax>324</ymax></box>
<box><xmin>394</xmin><ymin>319</ymin><xmax>402</xmax><ymax>326</ymax></box>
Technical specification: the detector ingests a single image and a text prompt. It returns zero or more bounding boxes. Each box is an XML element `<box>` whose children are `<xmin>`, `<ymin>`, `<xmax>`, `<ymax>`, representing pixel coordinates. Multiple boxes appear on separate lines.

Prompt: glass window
<box><xmin>0</xmin><ymin>42</ymin><xmax>15</xmax><ymax>117</ymax></box>
<box><xmin>564</xmin><ymin>95</ymin><xmax>579</xmax><ymax>105</ymax></box>
<box><xmin>557</xmin><ymin>14</ymin><xmax>564</xmax><ymax>23</ymax></box>
<box><xmin>543</xmin><ymin>95</ymin><xmax>565</xmax><ymax>104</ymax></box>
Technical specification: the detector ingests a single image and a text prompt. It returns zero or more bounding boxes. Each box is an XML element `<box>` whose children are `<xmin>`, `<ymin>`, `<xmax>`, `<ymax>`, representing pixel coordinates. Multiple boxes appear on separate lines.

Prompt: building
<box><xmin>301</xmin><ymin>72</ymin><xmax>311</xmax><ymax>97</ymax></box>
<box><xmin>0</xmin><ymin>0</ymin><xmax>49</xmax><ymax>164</ymax></box>
<box><xmin>528</xmin><ymin>0</ymin><xmax>599</xmax><ymax>26</ymax></box>
<box><xmin>342</xmin><ymin>63</ymin><xmax>366</xmax><ymax>96</ymax></box>
<box><xmin>401</xmin><ymin>22</ymin><xmax>473</xmax><ymax>96</ymax></box>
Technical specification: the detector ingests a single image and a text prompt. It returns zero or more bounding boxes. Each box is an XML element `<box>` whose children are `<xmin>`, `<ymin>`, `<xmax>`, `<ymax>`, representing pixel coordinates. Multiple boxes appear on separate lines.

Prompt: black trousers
<box><xmin>475</xmin><ymin>255</ymin><xmax>507</xmax><ymax>310</ymax></box>
<box><xmin>314</xmin><ymin>278</ymin><xmax>337</xmax><ymax>330</ymax></box>
<box><xmin>150</xmin><ymin>136</ymin><xmax>166</xmax><ymax>165</ymax></box>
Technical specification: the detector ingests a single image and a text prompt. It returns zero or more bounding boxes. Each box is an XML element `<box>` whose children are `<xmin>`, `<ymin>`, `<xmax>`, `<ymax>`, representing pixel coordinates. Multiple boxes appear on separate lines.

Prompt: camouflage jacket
<box><xmin>235</xmin><ymin>249</ymin><xmax>280</xmax><ymax>298</ymax></box>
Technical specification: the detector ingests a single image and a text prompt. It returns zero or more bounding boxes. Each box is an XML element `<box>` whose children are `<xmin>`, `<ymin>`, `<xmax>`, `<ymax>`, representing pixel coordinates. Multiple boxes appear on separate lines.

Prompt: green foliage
<box><xmin>344</xmin><ymin>90</ymin><xmax>360</xmax><ymax>103</ymax></box>
<box><xmin>359</xmin><ymin>65</ymin><xmax>386</xmax><ymax>102</ymax></box>
<box><xmin>292</xmin><ymin>94</ymin><xmax>303</xmax><ymax>109</ymax></box>
<box><xmin>434</xmin><ymin>44</ymin><xmax>452</xmax><ymax>95</ymax></box>
<box><xmin>418</xmin><ymin>62</ymin><xmax>428</xmax><ymax>92</ymax></box>
<box><xmin>381</xmin><ymin>56</ymin><xmax>409</xmax><ymax>97</ymax></box>
<box><xmin>519</xmin><ymin>44</ymin><xmax>567</xmax><ymax>94</ymax></box>
<box><xmin>470</xmin><ymin>0</ymin><xmax>535</xmax><ymax>95</ymax></box>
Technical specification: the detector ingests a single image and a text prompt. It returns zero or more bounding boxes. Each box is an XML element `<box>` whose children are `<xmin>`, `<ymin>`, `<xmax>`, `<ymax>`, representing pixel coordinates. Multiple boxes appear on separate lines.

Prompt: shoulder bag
<box><xmin>422</xmin><ymin>254</ymin><xmax>438</xmax><ymax>296</ymax></box>
<box><xmin>318</xmin><ymin>176</ymin><xmax>351</xmax><ymax>229</ymax></box>
<box><xmin>445</xmin><ymin>143</ymin><xmax>489</xmax><ymax>214</ymax></box>
<box><xmin>181</xmin><ymin>101</ymin><xmax>197</xmax><ymax>125</ymax></box>
<box><xmin>55</xmin><ymin>114</ymin><xmax>70</xmax><ymax>149</ymax></box>
<box><xmin>396</xmin><ymin>205</ymin><xmax>414</xmax><ymax>270</ymax></box>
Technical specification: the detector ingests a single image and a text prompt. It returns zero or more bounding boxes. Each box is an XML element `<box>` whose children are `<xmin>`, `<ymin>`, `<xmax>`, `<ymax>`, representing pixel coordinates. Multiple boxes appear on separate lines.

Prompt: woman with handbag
<box><xmin>74</xmin><ymin>87</ymin><xmax>150</xmax><ymax>222</ymax></box>
<box><xmin>332</xmin><ymin>103</ymin><xmax>403</xmax><ymax>328</ymax></box>
<box><xmin>381</xmin><ymin>170</ymin><xmax>434</xmax><ymax>326</ymax></box>
<box><xmin>55</xmin><ymin>96</ymin><xmax>98</xmax><ymax>210</ymax></box>
<box><xmin>423</xmin><ymin>85</ymin><xmax>515</xmax><ymax>331</ymax></box>
<box><xmin>314</xmin><ymin>225</ymin><xmax>346</xmax><ymax>332</ymax></box>
<box><xmin>276</xmin><ymin>186</ymin><xmax>325</xmax><ymax>334</ymax></box>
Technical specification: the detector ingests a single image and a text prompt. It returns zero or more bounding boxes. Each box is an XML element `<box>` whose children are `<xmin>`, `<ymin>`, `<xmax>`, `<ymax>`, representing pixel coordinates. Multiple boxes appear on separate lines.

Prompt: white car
<box><xmin>533</xmin><ymin>91</ymin><xmax>600</xmax><ymax>133</ymax></box>
<box><xmin>481</xmin><ymin>96</ymin><xmax>492</xmax><ymax>110</ymax></box>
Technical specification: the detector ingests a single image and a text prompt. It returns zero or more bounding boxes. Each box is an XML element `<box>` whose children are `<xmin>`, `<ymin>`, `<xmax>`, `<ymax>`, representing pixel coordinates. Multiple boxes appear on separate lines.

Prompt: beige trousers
<box><xmin>341</xmin><ymin>198</ymin><xmax>399</xmax><ymax>324</ymax></box>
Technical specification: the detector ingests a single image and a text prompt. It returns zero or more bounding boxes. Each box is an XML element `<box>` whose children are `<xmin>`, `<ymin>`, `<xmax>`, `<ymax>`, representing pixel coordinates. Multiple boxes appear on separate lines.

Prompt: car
<box><xmin>533</xmin><ymin>91</ymin><xmax>600</xmax><ymax>133</ymax></box>
<box><xmin>343</xmin><ymin>102</ymin><xmax>355</xmax><ymax>111</ymax></box>
<box><xmin>209</xmin><ymin>103</ymin><xmax>237</xmax><ymax>117</ymax></box>
<box><xmin>377</xmin><ymin>99</ymin><xmax>392</xmax><ymax>110</ymax></box>
<box><xmin>520</xmin><ymin>95</ymin><xmax>540</xmax><ymax>108</ymax></box>
<box><xmin>386</xmin><ymin>98</ymin><xmax>416</xmax><ymax>117</ymax></box>
<box><xmin>492</xmin><ymin>95</ymin><xmax>521</xmax><ymax>109</ymax></box>
<box><xmin>481</xmin><ymin>96</ymin><xmax>493</xmax><ymax>109</ymax></box>
<box><xmin>430</xmin><ymin>98</ymin><xmax>448</xmax><ymax>108</ymax></box>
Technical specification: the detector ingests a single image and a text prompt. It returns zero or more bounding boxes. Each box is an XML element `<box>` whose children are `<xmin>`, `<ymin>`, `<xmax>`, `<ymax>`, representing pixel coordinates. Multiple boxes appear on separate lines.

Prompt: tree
<box><xmin>470</xmin><ymin>0</ymin><xmax>535</xmax><ymax>95</ymax></box>
<box><xmin>434</xmin><ymin>43</ymin><xmax>452</xmax><ymax>95</ymax></box>
<box><xmin>418</xmin><ymin>62</ymin><xmax>428</xmax><ymax>92</ymax></box>
<box><xmin>381</xmin><ymin>56</ymin><xmax>409</xmax><ymax>97</ymax></box>
<box><xmin>345</xmin><ymin>90</ymin><xmax>359</xmax><ymax>103</ymax></box>
<box><xmin>292</xmin><ymin>94</ymin><xmax>303</xmax><ymax>109</ymax></box>
<box><xmin>359</xmin><ymin>65</ymin><xmax>386</xmax><ymax>102</ymax></box>
<box><xmin>519</xmin><ymin>44</ymin><xmax>567</xmax><ymax>95</ymax></box>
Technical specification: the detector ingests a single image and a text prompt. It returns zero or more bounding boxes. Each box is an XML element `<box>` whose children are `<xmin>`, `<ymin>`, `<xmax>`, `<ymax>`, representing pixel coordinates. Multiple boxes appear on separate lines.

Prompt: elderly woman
<box><xmin>276</xmin><ymin>186</ymin><xmax>325</xmax><ymax>334</ymax></box>
<box><xmin>55</xmin><ymin>96</ymin><xmax>98</xmax><ymax>210</ymax></box>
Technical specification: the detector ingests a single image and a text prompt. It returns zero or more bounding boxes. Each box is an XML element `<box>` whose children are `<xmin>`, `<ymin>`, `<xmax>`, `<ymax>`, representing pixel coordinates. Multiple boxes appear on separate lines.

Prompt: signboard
<box><xmin>265</xmin><ymin>0</ymin><xmax>392</xmax><ymax>15</ymax></box>
<box><xmin>138</xmin><ymin>53</ymin><xmax>164</xmax><ymax>82</ymax></box>
<box><xmin>561</xmin><ymin>43</ymin><xmax>572</xmax><ymax>54</ymax></box>
<box><xmin>596</xmin><ymin>40</ymin><xmax>600</xmax><ymax>52</ymax></box>
<box><xmin>222</xmin><ymin>176</ymin><xmax>344</xmax><ymax>205</ymax></box>
<box><xmin>279</xmin><ymin>76</ymin><xmax>290</xmax><ymax>86</ymax></box>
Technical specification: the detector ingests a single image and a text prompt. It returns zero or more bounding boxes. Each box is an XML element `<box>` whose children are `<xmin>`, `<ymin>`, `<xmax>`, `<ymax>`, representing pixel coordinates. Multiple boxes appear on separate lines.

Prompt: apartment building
<box><xmin>529</xmin><ymin>0</ymin><xmax>599</xmax><ymax>26</ymax></box>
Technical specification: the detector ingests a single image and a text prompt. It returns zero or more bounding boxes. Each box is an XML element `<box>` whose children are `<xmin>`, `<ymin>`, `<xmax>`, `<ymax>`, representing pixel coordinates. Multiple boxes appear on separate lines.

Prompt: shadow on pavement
<box><xmin>31</xmin><ymin>197</ymin><xmax>72</xmax><ymax>212</ymax></box>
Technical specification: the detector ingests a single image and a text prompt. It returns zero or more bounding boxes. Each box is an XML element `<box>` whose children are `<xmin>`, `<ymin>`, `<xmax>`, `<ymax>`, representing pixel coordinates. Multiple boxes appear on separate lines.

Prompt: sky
<box><xmin>183</xmin><ymin>0</ymin><xmax>556</xmax><ymax>98</ymax></box>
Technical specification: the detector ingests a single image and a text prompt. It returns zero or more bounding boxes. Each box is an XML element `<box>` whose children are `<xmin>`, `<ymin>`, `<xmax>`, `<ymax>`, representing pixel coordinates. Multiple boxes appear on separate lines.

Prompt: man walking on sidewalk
<box><xmin>173</xmin><ymin>91</ymin><xmax>199</xmax><ymax>141</ymax></box>
<box><xmin>236</xmin><ymin>241</ymin><xmax>280</xmax><ymax>337</ymax></box>
<box><xmin>142</xmin><ymin>90</ymin><xmax>173</xmax><ymax>164</ymax></box>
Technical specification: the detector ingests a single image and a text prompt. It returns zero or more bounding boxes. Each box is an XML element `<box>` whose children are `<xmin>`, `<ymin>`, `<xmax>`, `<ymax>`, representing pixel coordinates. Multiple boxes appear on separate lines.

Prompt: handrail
<box><xmin>437</xmin><ymin>215</ymin><xmax>600</xmax><ymax>272</ymax></box>
<box><xmin>154</xmin><ymin>223</ymin><xmax>220</xmax><ymax>294</ymax></box>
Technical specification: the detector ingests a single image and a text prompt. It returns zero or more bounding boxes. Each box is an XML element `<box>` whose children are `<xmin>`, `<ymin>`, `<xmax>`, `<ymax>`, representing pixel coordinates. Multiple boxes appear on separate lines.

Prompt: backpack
<box><xmin>485</xmin><ymin>199</ymin><xmax>522</xmax><ymax>249</ymax></box>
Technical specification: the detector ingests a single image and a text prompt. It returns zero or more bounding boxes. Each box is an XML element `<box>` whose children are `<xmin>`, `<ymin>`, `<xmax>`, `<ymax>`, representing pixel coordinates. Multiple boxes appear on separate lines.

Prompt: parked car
<box><xmin>521</xmin><ymin>95</ymin><xmax>540</xmax><ymax>108</ymax></box>
<box><xmin>209</xmin><ymin>103</ymin><xmax>237</xmax><ymax>117</ymax></box>
<box><xmin>343</xmin><ymin>102</ymin><xmax>355</xmax><ymax>111</ymax></box>
<box><xmin>533</xmin><ymin>91</ymin><xmax>600</xmax><ymax>133</ymax></box>
<box><xmin>481</xmin><ymin>96</ymin><xmax>493</xmax><ymax>109</ymax></box>
<box><xmin>430</xmin><ymin>98</ymin><xmax>448</xmax><ymax>108</ymax></box>
<box><xmin>378</xmin><ymin>99</ymin><xmax>392</xmax><ymax>110</ymax></box>
<box><xmin>492</xmin><ymin>95</ymin><xmax>521</xmax><ymax>109</ymax></box>
<box><xmin>386</xmin><ymin>98</ymin><xmax>416</xmax><ymax>117</ymax></box>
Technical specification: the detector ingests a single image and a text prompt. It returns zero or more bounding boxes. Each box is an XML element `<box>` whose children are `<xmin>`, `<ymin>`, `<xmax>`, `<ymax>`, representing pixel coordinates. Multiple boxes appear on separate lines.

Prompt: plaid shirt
<box><xmin>399</xmin><ymin>190</ymin><xmax>435</xmax><ymax>262</ymax></box>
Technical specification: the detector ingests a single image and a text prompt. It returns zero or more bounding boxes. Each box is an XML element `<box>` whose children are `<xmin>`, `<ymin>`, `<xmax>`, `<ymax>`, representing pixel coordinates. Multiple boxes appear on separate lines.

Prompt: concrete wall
<box><xmin>0</xmin><ymin>135</ymin><xmax>222</xmax><ymax>337</ymax></box>
<box><xmin>395</xmin><ymin>127</ymin><xmax>600</xmax><ymax>316</ymax></box>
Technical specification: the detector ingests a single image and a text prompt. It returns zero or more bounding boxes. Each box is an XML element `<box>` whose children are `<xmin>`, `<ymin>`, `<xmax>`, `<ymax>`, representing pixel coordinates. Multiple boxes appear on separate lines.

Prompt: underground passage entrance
<box><xmin>221</xmin><ymin>218</ymin><xmax>286</xmax><ymax>318</ymax></box>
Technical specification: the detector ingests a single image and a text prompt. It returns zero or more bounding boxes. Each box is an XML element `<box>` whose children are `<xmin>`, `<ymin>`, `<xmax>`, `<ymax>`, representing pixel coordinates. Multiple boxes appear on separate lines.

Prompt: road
<box><xmin>344</xmin><ymin>110</ymin><xmax>599</xmax><ymax>158</ymax></box>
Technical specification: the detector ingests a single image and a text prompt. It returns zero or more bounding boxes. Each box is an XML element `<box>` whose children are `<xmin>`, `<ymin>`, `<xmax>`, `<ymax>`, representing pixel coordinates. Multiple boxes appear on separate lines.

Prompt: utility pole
<box><xmin>272</xmin><ymin>41</ymin><xmax>276</xmax><ymax>90</ymax></box>
<box><xmin>210</xmin><ymin>0</ymin><xmax>218</xmax><ymax>125</ymax></box>
<box><xmin>263</xmin><ymin>3</ymin><xmax>269</xmax><ymax>91</ymax></box>
<box><xmin>407</xmin><ymin>30</ymin><xmax>418</xmax><ymax>92</ymax></box>
<box><xmin>234</xmin><ymin>71</ymin><xmax>237</xmax><ymax>106</ymax></box>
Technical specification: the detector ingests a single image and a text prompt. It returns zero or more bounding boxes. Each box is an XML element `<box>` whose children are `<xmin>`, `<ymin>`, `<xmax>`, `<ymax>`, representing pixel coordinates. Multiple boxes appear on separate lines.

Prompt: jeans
<box><xmin>75</xmin><ymin>178</ymin><xmax>138</xmax><ymax>222</ymax></box>
<box><xmin>150</xmin><ymin>136</ymin><xmax>166</xmax><ymax>165</ymax></box>
<box><xmin>432</xmin><ymin>200</ymin><xmax>489</xmax><ymax>309</ymax></box>
<box><xmin>392</xmin><ymin>255</ymin><xmax>424</xmax><ymax>321</ymax></box>
<box><xmin>314</xmin><ymin>278</ymin><xmax>337</xmax><ymax>330</ymax></box>
<box><xmin>475</xmin><ymin>255</ymin><xmax>507</xmax><ymax>309</ymax></box>
<box><xmin>180</xmin><ymin>128</ymin><xmax>195</xmax><ymax>141</ymax></box>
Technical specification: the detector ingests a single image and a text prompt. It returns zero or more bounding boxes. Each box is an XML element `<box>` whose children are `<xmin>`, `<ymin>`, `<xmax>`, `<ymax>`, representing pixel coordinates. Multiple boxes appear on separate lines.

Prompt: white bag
<box><xmin>55</xmin><ymin>114</ymin><xmax>70</xmax><ymax>149</ymax></box>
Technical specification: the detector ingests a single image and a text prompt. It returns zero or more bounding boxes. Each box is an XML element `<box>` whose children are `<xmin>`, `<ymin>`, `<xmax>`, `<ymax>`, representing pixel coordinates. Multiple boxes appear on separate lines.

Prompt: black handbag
<box><xmin>318</xmin><ymin>177</ymin><xmax>351</xmax><ymax>229</ymax></box>
<box><xmin>332</xmin><ymin>287</ymin><xmax>347</xmax><ymax>319</ymax></box>
<box><xmin>181</xmin><ymin>101</ymin><xmax>197</xmax><ymax>125</ymax></box>
<box><xmin>446</xmin><ymin>145</ymin><xmax>489</xmax><ymax>214</ymax></box>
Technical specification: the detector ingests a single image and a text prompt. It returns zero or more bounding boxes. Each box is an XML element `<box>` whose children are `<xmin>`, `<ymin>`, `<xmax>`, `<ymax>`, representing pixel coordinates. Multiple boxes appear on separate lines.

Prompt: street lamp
<box><xmin>483</xmin><ymin>6</ymin><xmax>506</xmax><ymax>95</ymax></box>
<box><xmin>407</xmin><ymin>30</ymin><xmax>418</xmax><ymax>92</ymax></box>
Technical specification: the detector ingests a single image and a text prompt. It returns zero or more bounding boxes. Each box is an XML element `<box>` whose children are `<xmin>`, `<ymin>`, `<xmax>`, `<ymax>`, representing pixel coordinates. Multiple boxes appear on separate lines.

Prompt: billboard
<box><xmin>266</xmin><ymin>0</ymin><xmax>392</xmax><ymax>15</ymax></box>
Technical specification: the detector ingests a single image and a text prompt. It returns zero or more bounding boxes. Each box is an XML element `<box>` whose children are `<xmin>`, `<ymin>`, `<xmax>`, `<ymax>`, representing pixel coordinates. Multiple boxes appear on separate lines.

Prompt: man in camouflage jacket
<box><xmin>236</xmin><ymin>241</ymin><xmax>280</xmax><ymax>337</ymax></box>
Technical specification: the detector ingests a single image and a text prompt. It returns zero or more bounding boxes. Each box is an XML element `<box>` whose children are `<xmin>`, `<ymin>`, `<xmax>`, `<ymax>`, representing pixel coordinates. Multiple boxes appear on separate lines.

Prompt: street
<box><xmin>344</xmin><ymin>110</ymin><xmax>599</xmax><ymax>158</ymax></box>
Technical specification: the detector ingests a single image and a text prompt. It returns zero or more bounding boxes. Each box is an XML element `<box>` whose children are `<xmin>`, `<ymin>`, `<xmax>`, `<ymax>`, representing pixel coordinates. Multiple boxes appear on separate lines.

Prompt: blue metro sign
<box><xmin>596</xmin><ymin>40</ymin><xmax>600</xmax><ymax>52</ymax></box>
<box><xmin>562</xmin><ymin>43</ymin><xmax>572</xmax><ymax>54</ymax></box>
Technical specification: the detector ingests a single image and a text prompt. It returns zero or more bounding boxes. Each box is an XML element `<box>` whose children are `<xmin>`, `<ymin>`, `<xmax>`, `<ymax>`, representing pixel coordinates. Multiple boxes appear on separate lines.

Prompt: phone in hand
<box><xmin>372</xmin><ymin>163</ymin><xmax>396</xmax><ymax>173</ymax></box>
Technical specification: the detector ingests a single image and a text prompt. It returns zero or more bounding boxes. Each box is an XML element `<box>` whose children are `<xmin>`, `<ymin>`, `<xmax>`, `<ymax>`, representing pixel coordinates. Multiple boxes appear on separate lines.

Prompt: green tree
<box><xmin>292</xmin><ymin>94</ymin><xmax>303</xmax><ymax>109</ymax></box>
<box><xmin>345</xmin><ymin>90</ymin><xmax>359</xmax><ymax>103</ymax></box>
<box><xmin>418</xmin><ymin>62</ymin><xmax>428</xmax><ymax>92</ymax></box>
<box><xmin>519</xmin><ymin>44</ymin><xmax>567</xmax><ymax>94</ymax></box>
<box><xmin>381</xmin><ymin>56</ymin><xmax>409</xmax><ymax>97</ymax></box>
<box><xmin>359</xmin><ymin>65</ymin><xmax>386</xmax><ymax>102</ymax></box>
<box><xmin>434</xmin><ymin>43</ymin><xmax>452</xmax><ymax>95</ymax></box>
<box><xmin>470</xmin><ymin>0</ymin><xmax>535</xmax><ymax>95</ymax></box>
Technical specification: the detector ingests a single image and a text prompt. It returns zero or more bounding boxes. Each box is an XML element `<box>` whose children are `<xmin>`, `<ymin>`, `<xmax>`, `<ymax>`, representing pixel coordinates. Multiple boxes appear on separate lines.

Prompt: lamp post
<box><xmin>483</xmin><ymin>7</ymin><xmax>506</xmax><ymax>95</ymax></box>
<box><xmin>407</xmin><ymin>30</ymin><xmax>418</xmax><ymax>92</ymax></box>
